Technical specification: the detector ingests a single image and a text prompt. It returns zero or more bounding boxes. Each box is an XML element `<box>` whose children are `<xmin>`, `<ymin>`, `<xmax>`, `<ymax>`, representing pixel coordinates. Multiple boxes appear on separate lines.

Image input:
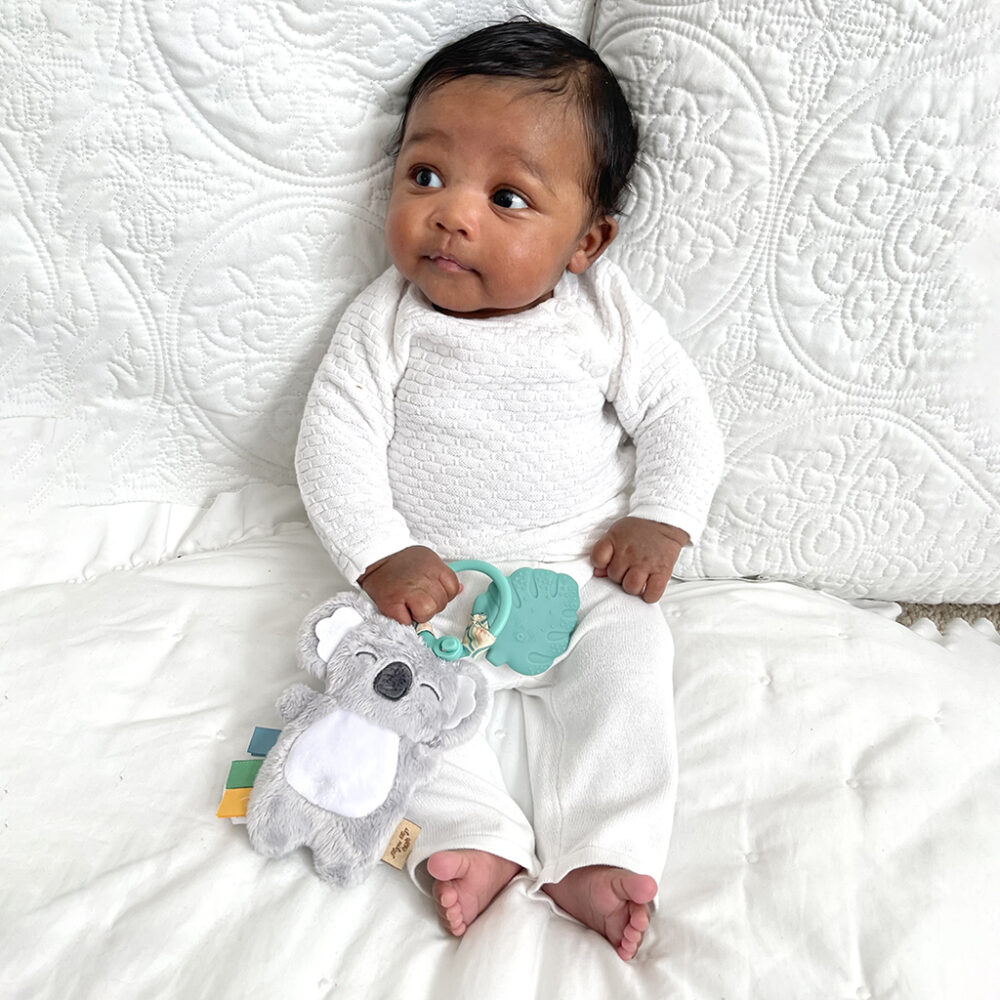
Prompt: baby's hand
<box><xmin>358</xmin><ymin>545</ymin><xmax>460</xmax><ymax>625</ymax></box>
<box><xmin>590</xmin><ymin>517</ymin><xmax>690</xmax><ymax>603</ymax></box>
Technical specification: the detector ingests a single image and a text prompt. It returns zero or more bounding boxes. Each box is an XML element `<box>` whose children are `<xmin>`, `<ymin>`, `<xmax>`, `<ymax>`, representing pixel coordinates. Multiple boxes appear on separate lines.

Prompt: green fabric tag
<box><xmin>226</xmin><ymin>758</ymin><xmax>264</xmax><ymax>789</ymax></box>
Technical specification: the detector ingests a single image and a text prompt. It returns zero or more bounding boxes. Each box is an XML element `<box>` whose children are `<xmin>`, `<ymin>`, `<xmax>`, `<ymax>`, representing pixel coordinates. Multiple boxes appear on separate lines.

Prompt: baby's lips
<box><xmin>428</xmin><ymin>252</ymin><xmax>473</xmax><ymax>272</ymax></box>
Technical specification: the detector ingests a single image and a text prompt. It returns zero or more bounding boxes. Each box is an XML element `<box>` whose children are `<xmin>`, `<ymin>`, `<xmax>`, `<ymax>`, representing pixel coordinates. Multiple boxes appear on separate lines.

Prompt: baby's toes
<box><xmin>433</xmin><ymin>885</ymin><xmax>465</xmax><ymax>934</ymax></box>
<box><xmin>442</xmin><ymin>905</ymin><xmax>467</xmax><ymax>935</ymax></box>
<box><xmin>619</xmin><ymin>921</ymin><xmax>643</xmax><ymax>958</ymax></box>
<box><xmin>617</xmin><ymin>902</ymin><xmax>650</xmax><ymax>961</ymax></box>
<box><xmin>627</xmin><ymin>899</ymin><xmax>650</xmax><ymax>933</ymax></box>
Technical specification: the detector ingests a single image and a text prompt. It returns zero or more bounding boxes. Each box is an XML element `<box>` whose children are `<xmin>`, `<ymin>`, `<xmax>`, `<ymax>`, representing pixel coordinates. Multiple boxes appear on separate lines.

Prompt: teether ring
<box><xmin>416</xmin><ymin>560</ymin><xmax>513</xmax><ymax>661</ymax></box>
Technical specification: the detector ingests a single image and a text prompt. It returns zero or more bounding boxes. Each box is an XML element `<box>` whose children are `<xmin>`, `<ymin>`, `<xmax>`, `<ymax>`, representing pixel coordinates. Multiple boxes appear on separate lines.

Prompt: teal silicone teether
<box><xmin>418</xmin><ymin>561</ymin><xmax>579</xmax><ymax>675</ymax></box>
<box><xmin>473</xmin><ymin>567</ymin><xmax>580</xmax><ymax>676</ymax></box>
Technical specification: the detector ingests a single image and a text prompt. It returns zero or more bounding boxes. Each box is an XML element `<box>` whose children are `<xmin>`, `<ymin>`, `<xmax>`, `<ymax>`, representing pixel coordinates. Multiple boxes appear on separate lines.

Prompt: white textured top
<box><xmin>296</xmin><ymin>260</ymin><xmax>724</xmax><ymax>584</ymax></box>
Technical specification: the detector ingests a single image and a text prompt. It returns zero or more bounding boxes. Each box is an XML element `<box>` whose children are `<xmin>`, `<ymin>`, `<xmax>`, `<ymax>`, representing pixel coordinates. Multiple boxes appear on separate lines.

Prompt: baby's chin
<box><xmin>426</xmin><ymin>287</ymin><xmax>555</xmax><ymax>320</ymax></box>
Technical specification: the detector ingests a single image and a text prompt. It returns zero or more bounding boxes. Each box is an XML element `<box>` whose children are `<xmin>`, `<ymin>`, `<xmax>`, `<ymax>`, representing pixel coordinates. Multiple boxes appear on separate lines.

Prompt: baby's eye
<box><xmin>492</xmin><ymin>189</ymin><xmax>529</xmax><ymax>210</ymax></box>
<box><xmin>413</xmin><ymin>167</ymin><xmax>443</xmax><ymax>188</ymax></box>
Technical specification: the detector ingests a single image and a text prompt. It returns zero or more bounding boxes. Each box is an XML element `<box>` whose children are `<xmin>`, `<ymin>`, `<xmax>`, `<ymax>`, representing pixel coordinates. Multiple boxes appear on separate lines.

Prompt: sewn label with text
<box><xmin>381</xmin><ymin>818</ymin><xmax>421</xmax><ymax>870</ymax></box>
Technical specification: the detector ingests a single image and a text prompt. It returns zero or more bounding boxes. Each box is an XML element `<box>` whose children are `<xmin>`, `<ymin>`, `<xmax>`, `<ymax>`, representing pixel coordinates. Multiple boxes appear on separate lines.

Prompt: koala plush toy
<box><xmin>246</xmin><ymin>592</ymin><xmax>491</xmax><ymax>887</ymax></box>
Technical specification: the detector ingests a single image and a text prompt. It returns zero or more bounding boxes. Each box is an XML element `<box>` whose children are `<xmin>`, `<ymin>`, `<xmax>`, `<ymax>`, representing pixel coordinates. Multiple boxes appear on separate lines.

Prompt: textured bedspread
<box><xmin>2</xmin><ymin>497</ymin><xmax>998</xmax><ymax>998</ymax></box>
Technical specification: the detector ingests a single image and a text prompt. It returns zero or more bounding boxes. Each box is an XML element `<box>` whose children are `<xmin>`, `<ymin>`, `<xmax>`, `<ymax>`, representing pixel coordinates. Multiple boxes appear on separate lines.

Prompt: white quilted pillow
<box><xmin>594</xmin><ymin>1</ymin><xmax>1000</xmax><ymax>602</ymax></box>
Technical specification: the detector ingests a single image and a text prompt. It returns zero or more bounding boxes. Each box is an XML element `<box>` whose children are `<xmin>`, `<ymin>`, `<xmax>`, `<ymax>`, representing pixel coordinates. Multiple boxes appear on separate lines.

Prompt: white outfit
<box><xmin>296</xmin><ymin>260</ymin><xmax>723</xmax><ymax>582</ymax></box>
<box><xmin>296</xmin><ymin>259</ymin><xmax>724</xmax><ymax>898</ymax></box>
<box><xmin>404</xmin><ymin>566</ymin><xmax>678</xmax><ymax>907</ymax></box>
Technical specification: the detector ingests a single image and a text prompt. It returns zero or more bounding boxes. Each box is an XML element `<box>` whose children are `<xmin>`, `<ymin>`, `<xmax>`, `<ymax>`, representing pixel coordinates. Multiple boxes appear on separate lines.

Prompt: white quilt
<box><xmin>2</xmin><ymin>512</ymin><xmax>998</xmax><ymax>999</ymax></box>
<box><xmin>3</xmin><ymin>1</ymin><xmax>1000</xmax><ymax>997</ymax></box>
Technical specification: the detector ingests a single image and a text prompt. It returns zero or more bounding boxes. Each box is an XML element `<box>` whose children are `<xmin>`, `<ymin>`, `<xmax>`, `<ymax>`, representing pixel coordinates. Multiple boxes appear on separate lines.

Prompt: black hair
<box><xmin>396</xmin><ymin>18</ymin><xmax>638</xmax><ymax>218</ymax></box>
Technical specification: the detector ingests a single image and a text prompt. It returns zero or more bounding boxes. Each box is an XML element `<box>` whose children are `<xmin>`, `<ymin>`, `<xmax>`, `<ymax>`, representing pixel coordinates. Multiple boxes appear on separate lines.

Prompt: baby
<box><xmin>296</xmin><ymin>19</ymin><xmax>724</xmax><ymax>961</ymax></box>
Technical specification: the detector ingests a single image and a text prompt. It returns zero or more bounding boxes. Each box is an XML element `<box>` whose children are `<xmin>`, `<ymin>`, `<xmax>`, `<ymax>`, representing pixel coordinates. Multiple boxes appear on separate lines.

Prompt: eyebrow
<box><xmin>399</xmin><ymin>127</ymin><xmax>449</xmax><ymax>151</ymax></box>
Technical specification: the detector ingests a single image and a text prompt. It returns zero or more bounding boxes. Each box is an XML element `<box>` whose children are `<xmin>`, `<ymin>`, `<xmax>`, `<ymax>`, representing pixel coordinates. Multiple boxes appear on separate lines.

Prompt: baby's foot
<box><xmin>542</xmin><ymin>865</ymin><xmax>657</xmax><ymax>961</ymax></box>
<box><xmin>427</xmin><ymin>850</ymin><xmax>522</xmax><ymax>937</ymax></box>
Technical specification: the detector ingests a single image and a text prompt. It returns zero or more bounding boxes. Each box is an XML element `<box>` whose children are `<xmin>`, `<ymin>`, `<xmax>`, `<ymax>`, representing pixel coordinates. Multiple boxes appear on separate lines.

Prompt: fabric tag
<box><xmin>381</xmin><ymin>819</ymin><xmax>421</xmax><ymax>870</ymax></box>
<box><xmin>247</xmin><ymin>727</ymin><xmax>281</xmax><ymax>757</ymax></box>
<box><xmin>226</xmin><ymin>758</ymin><xmax>263</xmax><ymax>789</ymax></box>
<box><xmin>216</xmin><ymin>786</ymin><xmax>252</xmax><ymax>819</ymax></box>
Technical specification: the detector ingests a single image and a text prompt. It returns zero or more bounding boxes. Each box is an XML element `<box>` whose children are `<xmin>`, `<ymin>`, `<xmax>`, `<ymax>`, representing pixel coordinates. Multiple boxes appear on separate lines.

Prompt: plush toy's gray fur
<box><xmin>246</xmin><ymin>591</ymin><xmax>490</xmax><ymax>887</ymax></box>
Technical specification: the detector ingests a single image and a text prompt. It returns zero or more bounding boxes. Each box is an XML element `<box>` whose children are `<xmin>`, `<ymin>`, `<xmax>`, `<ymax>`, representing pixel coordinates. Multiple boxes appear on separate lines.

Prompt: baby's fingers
<box><xmin>438</xmin><ymin>563</ymin><xmax>462</xmax><ymax>602</ymax></box>
<box><xmin>408</xmin><ymin>574</ymin><xmax>459</xmax><ymax>624</ymax></box>
<box><xmin>406</xmin><ymin>590</ymin><xmax>446</xmax><ymax>625</ymax></box>
<box><xmin>620</xmin><ymin>568</ymin><xmax>669</xmax><ymax>603</ymax></box>
<box><xmin>641</xmin><ymin>572</ymin><xmax>670</xmax><ymax>604</ymax></box>
<box><xmin>591</xmin><ymin>535</ymin><xmax>615</xmax><ymax>576</ymax></box>
<box><xmin>621</xmin><ymin>566</ymin><xmax>649</xmax><ymax>597</ymax></box>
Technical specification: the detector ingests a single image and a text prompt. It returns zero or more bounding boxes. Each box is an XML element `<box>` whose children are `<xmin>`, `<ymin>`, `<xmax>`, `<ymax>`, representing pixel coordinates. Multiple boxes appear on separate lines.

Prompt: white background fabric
<box><xmin>594</xmin><ymin>0</ymin><xmax>1000</xmax><ymax>601</ymax></box>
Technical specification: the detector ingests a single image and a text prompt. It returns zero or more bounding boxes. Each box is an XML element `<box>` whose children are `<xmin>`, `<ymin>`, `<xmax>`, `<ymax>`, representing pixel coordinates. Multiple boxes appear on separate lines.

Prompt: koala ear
<box><xmin>297</xmin><ymin>594</ymin><xmax>370</xmax><ymax>677</ymax></box>
<box><xmin>315</xmin><ymin>607</ymin><xmax>366</xmax><ymax>661</ymax></box>
<box><xmin>434</xmin><ymin>665</ymin><xmax>492</xmax><ymax>750</ymax></box>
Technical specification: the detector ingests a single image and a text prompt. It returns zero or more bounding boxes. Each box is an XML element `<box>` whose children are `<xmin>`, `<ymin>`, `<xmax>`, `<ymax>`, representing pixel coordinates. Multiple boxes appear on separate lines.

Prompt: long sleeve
<box><xmin>295</xmin><ymin>269</ymin><xmax>413</xmax><ymax>583</ymax></box>
<box><xmin>600</xmin><ymin>267</ymin><xmax>725</xmax><ymax>543</ymax></box>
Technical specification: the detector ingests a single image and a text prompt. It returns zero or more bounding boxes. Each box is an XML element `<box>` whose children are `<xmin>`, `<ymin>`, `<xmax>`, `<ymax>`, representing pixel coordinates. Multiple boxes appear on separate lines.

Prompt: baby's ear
<box><xmin>567</xmin><ymin>214</ymin><xmax>618</xmax><ymax>275</ymax></box>
<box><xmin>297</xmin><ymin>593</ymin><xmax>371</xmax><ymax>678</ymax></box>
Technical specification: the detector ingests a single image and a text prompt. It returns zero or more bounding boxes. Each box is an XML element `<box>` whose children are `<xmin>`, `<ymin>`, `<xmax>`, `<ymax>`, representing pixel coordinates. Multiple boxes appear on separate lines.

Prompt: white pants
<box><xmin>406</xmin><ymin>566</ymin><xmax>678</xmax><ymax>904</ymax></box>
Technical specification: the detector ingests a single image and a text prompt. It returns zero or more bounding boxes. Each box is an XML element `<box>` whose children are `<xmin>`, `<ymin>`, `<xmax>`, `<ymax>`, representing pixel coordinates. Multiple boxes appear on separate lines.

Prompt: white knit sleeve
<box><xmin>295</xmin><ymin>269</ymin><xmax>414</xmax><ymax>583</ymax></box>
<box><xmin>601</xmin><ymin>268</ymin><xmax>725</xmax><ymax>543</ymax></box>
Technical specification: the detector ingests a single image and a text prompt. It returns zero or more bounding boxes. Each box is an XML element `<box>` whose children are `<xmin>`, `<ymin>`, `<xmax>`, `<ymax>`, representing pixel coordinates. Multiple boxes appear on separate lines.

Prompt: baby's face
<box><xmin>386</xmin><ymin>76</ymin><xmax>615</xmax><ymax>318</ymax></box>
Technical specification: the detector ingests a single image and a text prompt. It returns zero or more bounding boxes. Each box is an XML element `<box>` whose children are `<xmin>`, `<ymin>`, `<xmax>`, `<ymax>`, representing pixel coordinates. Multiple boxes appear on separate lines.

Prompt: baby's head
<box><xmin>386</xmin><ymin>19</ymin><xmax>638</xmax><ymax>318</ymax></box>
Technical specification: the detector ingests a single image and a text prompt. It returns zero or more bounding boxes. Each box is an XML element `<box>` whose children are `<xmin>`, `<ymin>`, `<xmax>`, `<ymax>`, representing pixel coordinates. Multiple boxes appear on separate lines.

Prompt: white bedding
<box><xmin>3</xmin><ymin>1</ymin><xmax>1000</xmax><ymax>996</ymax></box>
<box><xmin>1</xmin><ymin>502</ymin><xmax>998</xmax><ymax>998</ymax></box>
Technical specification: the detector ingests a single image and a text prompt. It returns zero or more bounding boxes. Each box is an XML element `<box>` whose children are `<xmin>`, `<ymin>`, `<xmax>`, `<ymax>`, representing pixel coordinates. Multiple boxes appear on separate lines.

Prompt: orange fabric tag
<box><xmin>216</xmin><ymin>786</ymin><xmax>252</xmax><ymax>819</ymax></box>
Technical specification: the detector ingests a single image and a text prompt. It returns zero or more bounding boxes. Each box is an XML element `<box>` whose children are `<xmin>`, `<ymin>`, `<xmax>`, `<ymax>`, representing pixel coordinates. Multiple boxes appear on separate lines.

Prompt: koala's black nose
<box><xmin>373</xmin><ymin>661</ymin><xmax>412</xmax><ymax>700</ymax></box>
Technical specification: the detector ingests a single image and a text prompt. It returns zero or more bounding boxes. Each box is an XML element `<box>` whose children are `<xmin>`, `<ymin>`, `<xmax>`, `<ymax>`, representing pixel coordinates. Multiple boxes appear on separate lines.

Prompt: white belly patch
<box><xmin>284</xmin><ymin>709</ymin><xmax>400</xmax><ymax>818</ymax></box>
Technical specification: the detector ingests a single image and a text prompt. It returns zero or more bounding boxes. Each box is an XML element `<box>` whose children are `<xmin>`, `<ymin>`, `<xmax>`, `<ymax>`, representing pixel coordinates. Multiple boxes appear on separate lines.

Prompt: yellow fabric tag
<box><xmin>381</xmin><ymin>818</ymin><xmax>421</xmax><ymax>870</ymax></box>
<box><xmin>216</xmin><ymin>786</ymin><xmax>252</xmax><ymax>818</ymax></box>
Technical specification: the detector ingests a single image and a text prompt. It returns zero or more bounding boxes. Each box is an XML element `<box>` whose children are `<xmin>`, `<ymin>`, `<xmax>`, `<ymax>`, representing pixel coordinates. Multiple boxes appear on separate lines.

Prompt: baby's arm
<box><xmin>296</xmin><ymin>271</ymin><xmax>414</xmax><ymax>585</ymax></box>
<box><xmin>357</xmin><ymin>546</ymin><xmax>460</xmax><ymax>625</ymax></box>
<box><xmin>591</xmin><ymin>517</ymin><xmax>690</xmax><ymax>603</ymax></box>
<box><xmin>596</xmin><ymin>267</ymin><xmax>725</xmax><ymax>600</ymax></box>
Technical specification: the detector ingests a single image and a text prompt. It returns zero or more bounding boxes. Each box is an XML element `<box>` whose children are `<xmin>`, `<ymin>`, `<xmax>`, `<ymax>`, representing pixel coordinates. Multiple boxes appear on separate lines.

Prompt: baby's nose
<box><xmin>433</xmin><ymin>191</ymin><xmax>478</xmax><ymax>238</ymax></box>
<box><xmin>373</xmin><ymin>661</ymin><xmax>412</xmax><ymax>700</ymax></box>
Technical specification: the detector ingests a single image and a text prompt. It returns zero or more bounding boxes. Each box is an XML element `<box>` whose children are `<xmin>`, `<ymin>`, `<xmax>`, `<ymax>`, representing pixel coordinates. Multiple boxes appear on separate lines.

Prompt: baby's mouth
<box><xmin>428</xmin><ymin>253</ymin><xmax>472</xmax><ymax>273</ymax></box>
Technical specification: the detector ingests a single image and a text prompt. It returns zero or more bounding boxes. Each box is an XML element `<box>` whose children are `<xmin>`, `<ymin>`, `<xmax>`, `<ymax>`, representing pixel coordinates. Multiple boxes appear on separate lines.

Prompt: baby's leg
<box><xmin>406</xmin><ymin>710</ymin><xmax>537</xmax><ymax>935</ymax></box>
<box><xmin>402</xmin><ymin>581</ymin><xmax>538</xmax><ymax>934</ymax></box>
<box><xmin>522</xmin><ymin>577</ymin><xmax>677</xmax><ymax>959</ymax></box>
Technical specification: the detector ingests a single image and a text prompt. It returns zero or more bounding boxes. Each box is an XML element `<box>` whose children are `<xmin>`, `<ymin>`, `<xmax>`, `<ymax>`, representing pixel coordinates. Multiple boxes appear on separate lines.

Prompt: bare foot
<box><xmin>542</xmin><ymin>866</ymin><xmax>657</xmax><ymax>961</ymax></box>
<box><xmin>427</xmin><ymin>850</ymin><xmax>522</xmax><ymax>936</ymax></box>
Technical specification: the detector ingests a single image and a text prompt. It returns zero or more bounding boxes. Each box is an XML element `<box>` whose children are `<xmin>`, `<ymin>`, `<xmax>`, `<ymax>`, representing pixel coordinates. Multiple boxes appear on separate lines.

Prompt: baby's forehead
<box><xmin>406</xmin><ymin>74</ymin><xmax>586</xmax><ymax>137</ymax></box>
<box><xmin>401</xmin><ymin>75</ymin><xmax>596</xmax><ymax>182</ymax></box>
